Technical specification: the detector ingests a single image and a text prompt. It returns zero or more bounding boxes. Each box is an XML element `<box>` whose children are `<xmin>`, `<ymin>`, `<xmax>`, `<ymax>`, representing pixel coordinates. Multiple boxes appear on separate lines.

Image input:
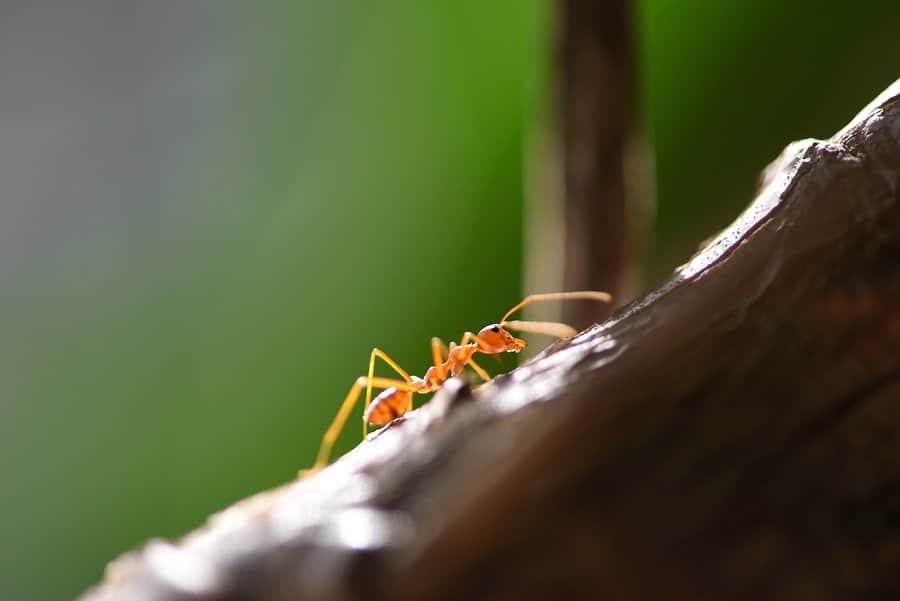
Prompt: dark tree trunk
<box><xmin>560</xmin><ymin>0</ymin><xmax>636</xmax><ymax>328</ymax></box>
<box><xmin>78</xmin><ymin>81</ymin><xmax>900</xmax><ymax>601</ymax></box>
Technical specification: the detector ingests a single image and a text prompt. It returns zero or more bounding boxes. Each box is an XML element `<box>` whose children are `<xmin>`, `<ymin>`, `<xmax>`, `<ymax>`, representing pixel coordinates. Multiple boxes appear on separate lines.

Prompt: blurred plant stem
<box><xmin>557</xmin><ymin>0</ymin><xmax>641</xmax><ymax>329</ymax></box>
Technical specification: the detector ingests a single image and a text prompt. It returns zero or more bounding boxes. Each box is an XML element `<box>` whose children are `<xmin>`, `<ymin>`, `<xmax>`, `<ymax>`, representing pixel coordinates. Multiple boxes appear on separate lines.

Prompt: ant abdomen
<box><xmin>364</xmin><ymin>388</ymin><xmax>411</xmax><ymax>425</ymax></box>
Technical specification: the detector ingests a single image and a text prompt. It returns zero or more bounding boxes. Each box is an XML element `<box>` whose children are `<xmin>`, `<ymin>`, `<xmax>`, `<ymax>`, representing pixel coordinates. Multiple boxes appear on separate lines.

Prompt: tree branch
<box><xmin>79</xmin><ymin>80</ymin><xmax>900</xmax><ymax>601</ymax></box>
<box><xmin>560</xmin><ymin>0</ymin><xmax>636</xmax><ymax>327</ymax></box>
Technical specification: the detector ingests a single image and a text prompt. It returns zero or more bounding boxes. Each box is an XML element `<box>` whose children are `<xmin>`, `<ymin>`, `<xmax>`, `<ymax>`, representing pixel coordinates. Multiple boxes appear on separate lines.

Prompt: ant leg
<box><xmin>313</xmin><ymin>378</ymin><xmax>365</xmax><ymax>471</ymax></box>
<box><xmin>312</xmin><ymin>375</ymin><xmax>419</xmax><ymax>472</ymax></box>
<box><xmin>436</xmin><ymin>335</ymin><xmax>490</xmax><ymax>382</ymax></box>
<box><xmin>458</xmin><ymin>332</ymin><xmax>495</xmax><ymax>380</ymax></box>
<box><xmin>466</xmin><ymin>356</ymin><xmax>491</xmax><ymax>381</ymax></box>
<box><xmin>461</xmin><ymin>331</ymin><xmax>482</xmax><ymax>352</ymax></box>
<box><xmin>431</xmin><ymin>337</ymin><xmax>448</xmax><ymax>381</ymax></box>
<box><xmin>461</xmin><ymin>331</ymin><xmax>491</xmax><ymax>351</ymax></box>
<box><xmin>364</xmin><ymin>349</ymin><xmax>412</xmax><ymax>439</ymax></box>
<box><xmin>500</xmin><ymin>319</ymin><xmax>579</xmax><ymax>339</ymax></box>
<box><xmin>500</xmin><ymin>290</ymin><xmax>612</xmax><ymax>322</ymax></box>
<box><xmin>426</xmin><ymin>336</ymin><xmax>457</xmax><ymax>412</ymax></box>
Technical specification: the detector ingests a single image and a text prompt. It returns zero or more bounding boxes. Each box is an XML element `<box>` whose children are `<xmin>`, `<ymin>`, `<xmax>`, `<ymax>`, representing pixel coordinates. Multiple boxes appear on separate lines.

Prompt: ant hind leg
<box><xmin>364</xmin><ymin>348</ymin><xmax>412</xmax><ymax>438</ymax></box>
<box><xmin>310</xmin><ymin>375</ymin><xmax>419</xmax><ymax>473</ymax></box>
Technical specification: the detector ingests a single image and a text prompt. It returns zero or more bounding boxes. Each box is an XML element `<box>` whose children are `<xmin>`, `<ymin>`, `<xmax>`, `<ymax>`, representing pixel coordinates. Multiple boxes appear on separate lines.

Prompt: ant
<box><xmin>309</xmin><ymin>291</ymin><xmax>611</xmax><ymax>471</ymax></box>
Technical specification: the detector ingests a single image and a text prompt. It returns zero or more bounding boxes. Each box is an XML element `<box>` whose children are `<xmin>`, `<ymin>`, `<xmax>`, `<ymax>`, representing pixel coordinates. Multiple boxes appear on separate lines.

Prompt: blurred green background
<box><xmin>1</xmin><ymin>2</ymin><xmax>898</xmax><ymax>600</ymax></box>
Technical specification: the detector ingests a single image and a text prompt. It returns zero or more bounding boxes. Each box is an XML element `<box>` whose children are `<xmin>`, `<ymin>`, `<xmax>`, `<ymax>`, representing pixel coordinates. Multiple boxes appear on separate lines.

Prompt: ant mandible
<box><xmin>309</xmin><ymin>290</ymin><xmax>611</xmax><ymax>471</ymax></box>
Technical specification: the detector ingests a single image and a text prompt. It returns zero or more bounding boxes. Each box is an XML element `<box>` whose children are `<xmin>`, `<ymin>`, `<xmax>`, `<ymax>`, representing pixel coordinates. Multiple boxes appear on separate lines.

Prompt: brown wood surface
<box><xmin>78</xmin><ymin>81</ymin><xmax>900</xmax><ymax>601</ymax></box>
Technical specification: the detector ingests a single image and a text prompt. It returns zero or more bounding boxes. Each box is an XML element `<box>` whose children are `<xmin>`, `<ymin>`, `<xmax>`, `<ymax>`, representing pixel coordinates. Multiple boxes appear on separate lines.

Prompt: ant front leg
<box><xmin>466</xmin><ymin>355</ymin><xmax>491</xmax><ymax>382</ymax></box>
<box><xmin>457</xmin><ymin>332</ymin><xmax>493</xmax><ymax>381</ymax></box>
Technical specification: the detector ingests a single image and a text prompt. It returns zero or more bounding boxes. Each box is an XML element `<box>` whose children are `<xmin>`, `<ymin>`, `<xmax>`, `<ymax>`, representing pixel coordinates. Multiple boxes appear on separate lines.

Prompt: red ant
<box><xmin>309</xmin><ymin>291</ymin><xmax>611</xmax><ymax>470</ymax></box>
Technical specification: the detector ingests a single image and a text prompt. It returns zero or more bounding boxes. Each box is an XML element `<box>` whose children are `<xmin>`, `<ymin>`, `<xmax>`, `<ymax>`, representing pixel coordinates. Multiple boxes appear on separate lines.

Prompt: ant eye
<box><xmin>490</xmin><ymin>326</ymin><xmax>500</xmax><ymax>333</ymax></box>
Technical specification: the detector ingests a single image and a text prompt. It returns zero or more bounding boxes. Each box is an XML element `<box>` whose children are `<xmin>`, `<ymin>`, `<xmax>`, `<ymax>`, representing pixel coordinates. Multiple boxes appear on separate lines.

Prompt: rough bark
<box><xmin>560</xmin><ymin>0</ymin><xmax>635</xmax><ymax>328</ymax></box>
<box><xmin>78</xmin><ymin>81</ymin><xmax>900</xmax><ymax>601</ymax></box>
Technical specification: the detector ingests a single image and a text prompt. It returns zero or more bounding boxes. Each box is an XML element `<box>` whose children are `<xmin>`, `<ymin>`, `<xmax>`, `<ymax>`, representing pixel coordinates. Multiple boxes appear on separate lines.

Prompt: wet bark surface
<box><xmin>78</xmin><ymin>81</ymin><xmax>900</xmax><ymax>601</ymax></box>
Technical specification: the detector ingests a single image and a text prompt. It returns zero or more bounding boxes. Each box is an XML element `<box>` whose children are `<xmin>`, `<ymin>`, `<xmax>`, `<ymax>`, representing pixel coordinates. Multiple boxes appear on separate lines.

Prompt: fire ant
<box><xmin>309</xmin><ymin>291</ymin><xmax>611</xmax><ymax>471</ymax></box>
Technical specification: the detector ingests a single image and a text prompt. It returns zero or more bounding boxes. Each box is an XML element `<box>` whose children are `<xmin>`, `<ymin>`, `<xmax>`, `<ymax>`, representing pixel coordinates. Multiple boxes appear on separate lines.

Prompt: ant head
<box><xmin>477</xmin><ymin>324</ymin><xmax>527</xmax><ymax>353</ymax></box>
